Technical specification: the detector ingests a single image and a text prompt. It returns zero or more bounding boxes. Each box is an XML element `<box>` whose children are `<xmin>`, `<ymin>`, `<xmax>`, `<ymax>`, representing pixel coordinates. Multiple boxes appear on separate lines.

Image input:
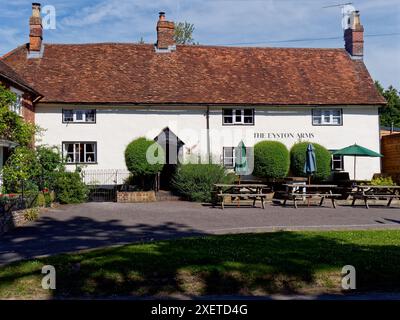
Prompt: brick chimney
<box><xmin>344</xmin><ymin>10</ymin><xmax>364</xmax><ymax>59</ymax></box>
<box><xmin>156</xmin><ymin>12</ymin><xmax>176</xmax><ymax>51</ymax></box>
<box><xmin>29</xmin><ymin>3</ymin><xmax>43</xmax><ymax>54</ymax></box>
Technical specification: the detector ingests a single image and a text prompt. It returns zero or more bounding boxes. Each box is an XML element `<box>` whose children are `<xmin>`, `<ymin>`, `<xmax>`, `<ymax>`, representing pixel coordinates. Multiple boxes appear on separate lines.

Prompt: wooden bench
<box><xmin>282</xmin><ymin>193</ymin><xmax>342</xmax><ymax>209</ymax></box>
<box><xmin>351</xmin><ymin>193</ymin><xmax>400</xmax><ymax>209</ymax></box>
<box><xmin>216</xmin><ymin>193</ymin><xmax>268</xmax><ymax>209</ymax></box>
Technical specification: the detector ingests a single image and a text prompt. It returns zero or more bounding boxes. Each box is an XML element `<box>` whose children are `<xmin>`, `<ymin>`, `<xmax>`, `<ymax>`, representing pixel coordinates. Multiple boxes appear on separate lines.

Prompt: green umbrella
<box><xmin>332</xmin><ymin>144</ymin><xmax>383</xmax><ymax>181</ymax></box>
<box><xmin>235</xmin><ymin>141</ymin><xmax>248</xmax><ymax>182</ymax></box>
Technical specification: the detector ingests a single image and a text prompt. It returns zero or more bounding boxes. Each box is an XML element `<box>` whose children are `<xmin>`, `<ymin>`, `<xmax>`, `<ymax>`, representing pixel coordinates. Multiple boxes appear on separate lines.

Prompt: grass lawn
<box><xmin>1</xmin><ymin>230</ymin><xmax>400</xmax><ymax>299</ymax></box>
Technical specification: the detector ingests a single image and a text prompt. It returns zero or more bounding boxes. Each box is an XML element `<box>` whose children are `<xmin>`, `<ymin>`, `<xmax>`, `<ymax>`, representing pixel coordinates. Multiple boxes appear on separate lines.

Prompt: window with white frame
<box><xmin>312</xmin><ymin>109</ymin><xmax>342</xmax><ymax>125</ymax></box>
<box><xmin>62</xmin><ymin>109</ymin><xmax>96</xmax><ymax>123</ymax></box>
<box><xmin>331</xmin><ymin>153</ymin><xmax>344</xmax><ymax>171</ymax></box>
<box><xmin>223</xmin><ymin>109</ymin><xmax>254</xmax><ymax>125</ymax></box>
<box><xmin>223</xmin><ymin>147</ymin><xmax>235</xmax><ymax>168</ymax></box>
<box><xmin>10</xmin><ymin>88</ymin><xmax>23</xmax><ymax>116</ymax></box>
<box><xmin>63</xmin><ymin>142</ymin><xmax>97</xmax><ymax>164</ymax></box>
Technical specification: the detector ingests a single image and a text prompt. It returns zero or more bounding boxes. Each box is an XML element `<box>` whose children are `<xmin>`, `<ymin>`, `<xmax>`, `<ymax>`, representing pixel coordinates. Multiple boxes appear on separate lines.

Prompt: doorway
<box><xmin>154</xmin><ymin>127</ymin><xmax>184</xmax><ymax>190</ymax></box>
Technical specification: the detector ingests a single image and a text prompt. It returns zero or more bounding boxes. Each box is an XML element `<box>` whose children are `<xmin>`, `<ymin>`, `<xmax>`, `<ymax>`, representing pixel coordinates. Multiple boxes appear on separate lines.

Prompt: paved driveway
<box><xmin>1</xmin><ymin>201</ymin><xmax>400</xmax><ymax>265</ymax></box>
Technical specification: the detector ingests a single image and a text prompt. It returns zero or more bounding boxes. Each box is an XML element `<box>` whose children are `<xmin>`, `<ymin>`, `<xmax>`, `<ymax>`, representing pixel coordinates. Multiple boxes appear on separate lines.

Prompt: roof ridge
<box><xmin>41</xmin><ymin>42</ymin><xmax>346</xmax><ymax>51</ymax></box>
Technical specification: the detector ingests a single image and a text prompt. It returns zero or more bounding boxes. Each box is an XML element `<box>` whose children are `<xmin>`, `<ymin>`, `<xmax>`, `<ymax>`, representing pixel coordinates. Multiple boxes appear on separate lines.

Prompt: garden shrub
<box><xmin>253</xmin><ymin>141</ymin><xmax>290</xmax><ymax>179</ymax></box>
<box><xmin>24</xmin><ymin>208</ymin><xmax>39</xmax><ymax>222</ymax></box>
<box><xmin>125</xmin><ymin>138</ymin><xmax>164</xmax><ymax>189</ymax></box>
<box><xmin>369</xmin><ymin>176</ymin><xmax>396</xmax><ymax>186</ymax></box>
<box><xmin>290</xmin><ymin>142</ymin><xmax>331</xmax><ymax>181</ymax></box>
<box><xmin>2</xmin><ymin>146</ymin><xmax>41</xmax><ymax>193</ymax></box>
<box><xmin>172</xmin><ymin>164</ymin><xmax>235</xmax><ymax>202</ymax></box>
<box><xmin>36</xmin><ymin>193</ymin><xmax>46</xmax><ymax>207</ymax></box>
<box><xmin>53</xmin><ymin>171</ymin><xmax>88</xmax><ymax>204</ymax></box>
<box><xmin>36</xmin><ymin>145</ymin><xmax>63</xmax><ymax>189</ymax></box>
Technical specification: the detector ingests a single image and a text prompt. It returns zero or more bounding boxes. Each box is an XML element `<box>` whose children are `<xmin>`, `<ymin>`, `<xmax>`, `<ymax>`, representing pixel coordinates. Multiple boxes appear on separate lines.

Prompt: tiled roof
<box><xmin>0</xmin><ymin>59</ymin><xmax>40</xmax><ymax>95</ymax></box>
<box><xmin>1</xmin><ymin>43</ymin><xmax>386</xmax><ymax>105</ymax></box>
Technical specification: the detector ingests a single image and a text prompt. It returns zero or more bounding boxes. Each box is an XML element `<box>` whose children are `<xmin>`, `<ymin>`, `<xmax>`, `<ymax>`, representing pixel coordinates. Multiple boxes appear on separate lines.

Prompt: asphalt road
<box><xmin>1</xmin><ymin>201</ymin><xmax>400</xmax><ymax>265</ymax></box>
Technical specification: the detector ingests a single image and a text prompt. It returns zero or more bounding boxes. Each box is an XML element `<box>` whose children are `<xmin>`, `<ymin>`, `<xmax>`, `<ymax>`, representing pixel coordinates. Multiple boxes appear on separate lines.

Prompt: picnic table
<box><xmin>213</xmin><ymin>184</ymin><xmax>270</xmax><ymax>209</ymax></box>
<box><xmin>351</xmin><ymin>185</ymin><xmax>400</xmax><ymax>209</ymax></box>
<box><xmin>282</xmin><ymin>184</ymin><xmax>341</xmax><ymax>209</ymax></box>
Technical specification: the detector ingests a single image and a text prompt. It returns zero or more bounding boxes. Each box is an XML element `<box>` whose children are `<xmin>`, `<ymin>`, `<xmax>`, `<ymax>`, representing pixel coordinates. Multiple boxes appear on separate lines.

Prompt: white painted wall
<box><xmin>35</xmin><ymin>104</ymin><xmax>381</xmax><ymax>180</ymax></box>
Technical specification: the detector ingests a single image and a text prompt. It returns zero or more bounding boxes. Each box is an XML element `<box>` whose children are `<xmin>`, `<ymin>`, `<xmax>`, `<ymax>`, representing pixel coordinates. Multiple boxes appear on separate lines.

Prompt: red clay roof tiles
<box><xmin>1</xmin><ymin>43</ymin><xmax>385</xmax><ymax>105</ymax></box>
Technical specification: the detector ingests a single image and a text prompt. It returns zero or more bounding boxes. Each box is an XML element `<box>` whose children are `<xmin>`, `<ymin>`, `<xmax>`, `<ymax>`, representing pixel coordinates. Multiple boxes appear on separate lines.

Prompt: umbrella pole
<box><xmin>237</xmin><ymin>175</ymin><xmax>240</xmax><ymax>208</ymax></box>
<box><xmin>307</xmin><ymin>175</ymin><xmax>311</xmax><ymax>207</ymax></box>
<box><xmin>354</xmin><ymin>155</ymin><xmax>357</xmax><ymax>181</ymax></box>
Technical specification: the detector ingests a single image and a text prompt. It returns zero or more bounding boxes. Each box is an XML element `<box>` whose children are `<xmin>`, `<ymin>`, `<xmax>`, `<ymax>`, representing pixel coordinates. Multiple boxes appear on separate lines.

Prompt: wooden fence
<box><xmin>381</xmin><ymin>134</ymin><xmax>400</xmax><ymax>183</ymax></box>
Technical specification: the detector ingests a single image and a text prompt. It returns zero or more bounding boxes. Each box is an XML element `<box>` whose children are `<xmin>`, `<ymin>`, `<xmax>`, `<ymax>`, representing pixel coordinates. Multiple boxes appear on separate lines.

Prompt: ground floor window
<box><xmin>63</xmin><ymin>142</ymin><xmax>97</xmax><ymax>164</ymax></box>
<box><xmin>330</xmin><ymin>152</ymin><xmax>344</xmax><ymax>171</ymax></box>
<box><xmin>223</xmin><ymin>147</ymin><xmax>235</xmax><ymax>168</ymax></box>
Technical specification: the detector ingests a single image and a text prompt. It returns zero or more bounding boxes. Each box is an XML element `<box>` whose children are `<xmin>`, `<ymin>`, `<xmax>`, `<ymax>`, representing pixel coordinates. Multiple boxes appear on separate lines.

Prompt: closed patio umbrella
<box><xmin>332</xmin><ymin>144</ymin><xmax>383</xmax><ymax>181</ymax></box>
<box><xmin>304</xmin><ymin>143</ymin><xmax>317</xmax><ymax>185</ymax></box>
<box><xmin>235</xmin><ymin>141</ymin><xmax>248</xmax><ymax>207</ymax></box>
<box><xmin>235</xmin><ymin>140</ymin><xmax>248</xmax><ymax>182</ymax></box>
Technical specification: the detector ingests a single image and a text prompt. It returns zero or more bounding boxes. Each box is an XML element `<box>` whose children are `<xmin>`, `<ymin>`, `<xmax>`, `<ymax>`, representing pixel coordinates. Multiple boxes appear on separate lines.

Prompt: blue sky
<box><xmin>1</xmin><ymin>0</ymin><xmax>399</xmax><ymax>88</ymax></box>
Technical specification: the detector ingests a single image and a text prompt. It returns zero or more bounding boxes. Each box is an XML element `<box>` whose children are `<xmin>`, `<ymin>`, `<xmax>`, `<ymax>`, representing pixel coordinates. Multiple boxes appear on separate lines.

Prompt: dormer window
<box><xmin>63</xmin><ymin>109</ymin><xmax>96</xmax><ymax>123</ymax></box>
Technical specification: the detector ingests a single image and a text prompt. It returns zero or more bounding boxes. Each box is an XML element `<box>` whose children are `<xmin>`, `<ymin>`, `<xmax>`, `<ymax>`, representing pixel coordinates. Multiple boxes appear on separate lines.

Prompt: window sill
<box><xmin>63</xmin><ymin>122</ymin><xmax>96</xmax><ymax>124</ymax></box>
<box><xmin>65</xmin><ymin>162</ymin><xmax>98</xmax><ymax>165</ymax></box>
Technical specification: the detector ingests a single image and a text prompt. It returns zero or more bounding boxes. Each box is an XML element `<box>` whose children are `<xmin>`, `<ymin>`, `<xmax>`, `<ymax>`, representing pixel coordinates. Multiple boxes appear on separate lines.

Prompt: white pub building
<box><xmin>2</xmin><ymin>4</ymin><xmax>386</xmax><ymax>182</ymax></box>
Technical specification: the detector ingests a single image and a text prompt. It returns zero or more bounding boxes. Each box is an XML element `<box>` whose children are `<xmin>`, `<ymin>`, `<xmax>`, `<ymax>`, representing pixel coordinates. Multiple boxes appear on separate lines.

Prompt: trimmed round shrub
<box><xmin>54</xmin><ymin>171</ymin><xmax>88</xmax><ymax>204</ymax></box>
<box><xmin>253</xmin><ymin>141</ymin><xmax>290</xmax><ymax>179</ymax></box>
<box><xmin>290</xmin><ymin>142</ymin><xmax>331</xmax><ymax>181</ymax></box>
<box><xmin>125</xmin><ymin>137</ymin><xmax>164</xmax><ymax>176</ymax></box>
<box><xmin>172</xmin><ymin>164</ymin><xmax>235</xmax><ymax>202</ymax></box>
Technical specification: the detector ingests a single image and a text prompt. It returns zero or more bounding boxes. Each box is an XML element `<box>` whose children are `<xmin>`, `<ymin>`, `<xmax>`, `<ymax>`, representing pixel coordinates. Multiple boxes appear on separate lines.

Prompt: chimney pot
<box><xmin>159</xmin><ymin>12</ymin><xmax>166</xmax><ymax>21</ymax></box>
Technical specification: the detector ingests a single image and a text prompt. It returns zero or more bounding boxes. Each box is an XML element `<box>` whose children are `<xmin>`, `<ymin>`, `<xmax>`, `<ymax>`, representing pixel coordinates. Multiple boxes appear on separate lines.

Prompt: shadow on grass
<box><xmin>1</xmin><ymin>227</ymin><xmax>400</xmax><ymax>298</ymax></box>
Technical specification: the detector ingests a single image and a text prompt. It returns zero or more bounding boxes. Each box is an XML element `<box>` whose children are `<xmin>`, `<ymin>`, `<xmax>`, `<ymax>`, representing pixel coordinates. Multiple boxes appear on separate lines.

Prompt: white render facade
<box><xmin>35</xmin><ymin>104</ymin><xmax>381</xmax><ymax>180</ymax></box>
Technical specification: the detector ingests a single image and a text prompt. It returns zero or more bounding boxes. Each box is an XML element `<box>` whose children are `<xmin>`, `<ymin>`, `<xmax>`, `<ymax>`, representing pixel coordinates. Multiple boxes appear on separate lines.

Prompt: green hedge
<box><xmin>253</xmin><ymin>141</ymin><xmax>290</xmax><ymax>179</ymax></box>
<box><xmin>172</xmin><ymin>164</ymin><xmax>235</xmax><ymax>202</ymax></box>
<box><xmin>290</xmin><ymin>142</ymin><xmax>331</xmax><ymax>181</ymax></box>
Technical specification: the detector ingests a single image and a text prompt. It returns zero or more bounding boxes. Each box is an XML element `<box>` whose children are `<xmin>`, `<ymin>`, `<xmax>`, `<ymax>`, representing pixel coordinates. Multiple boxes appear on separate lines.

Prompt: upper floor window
<box><xmin>63</xmin><ymin>142</ymin><xmax>97</xmax><ymax>164</ymax></box>
<box><xmin>223</xmin><ymin>109</ymin><xmax>254</xmax><ymax>125</ymax></box>
<box><xmin>63</xmin><ymin>109</ymin><xmax>96</xmax><ymax>123</ymax></box>
<box><xmin>10</xmin><ymin>87</ymin><xmax>23</xmax><ymax>116</ymax></box>
<box><xmin>312</xmin><ymin>109</ymin><xmax>342</xmax><ymax>126</ymax></box>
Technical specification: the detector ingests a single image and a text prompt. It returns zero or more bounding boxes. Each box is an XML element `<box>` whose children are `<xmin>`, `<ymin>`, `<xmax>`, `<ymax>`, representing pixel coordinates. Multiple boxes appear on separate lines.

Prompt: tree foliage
<box><xmin>0</xmin><ymin>84</ymin><xmax>37</xmax><ymax>146</ymax></box>
<box><xmin>376</xmin><ymin>81</ymin><xmax>400</xmax><ymax>128</ymax></box>
<box><xmin>2</xmin><ymin>146</ymin><xmax>41</xmax><ymax>192</ymax></box>
<box><xmin>174</xmin><ymin>22</ymin><xmax>196</xmax><ymax>45</ymax></box>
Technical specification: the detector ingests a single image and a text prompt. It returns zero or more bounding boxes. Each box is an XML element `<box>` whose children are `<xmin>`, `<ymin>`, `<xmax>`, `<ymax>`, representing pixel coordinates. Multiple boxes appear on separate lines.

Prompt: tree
<box><xmin>174</xmin><ymin>22</ymin><xmax>196</xmax><ymax>45</ymax></box>
<box><xmin>0</xmin><ymin>84</ymin><xmax>37</xmax><ymax>146</ymax></box>
<box><xmin>375</xmin><ymin>81</ymin><xmax>400</xmax><ymax>128</ymax></box>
